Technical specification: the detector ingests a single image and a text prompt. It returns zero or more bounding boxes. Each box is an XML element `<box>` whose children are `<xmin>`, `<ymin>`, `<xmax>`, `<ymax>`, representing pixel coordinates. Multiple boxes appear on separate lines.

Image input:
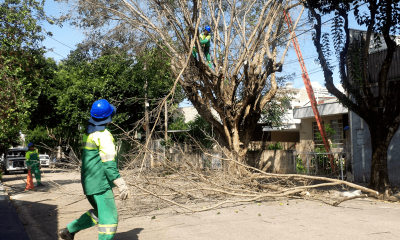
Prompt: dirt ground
<box><xmin>3</xmin><ymin>169</ymin><xmax>400</xmax><ymax>240</ymax></box>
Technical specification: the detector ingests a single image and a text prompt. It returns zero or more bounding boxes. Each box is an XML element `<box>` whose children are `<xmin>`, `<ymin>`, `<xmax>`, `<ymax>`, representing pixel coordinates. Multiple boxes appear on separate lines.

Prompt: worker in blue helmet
<box><xmin>58</xmin><ymin>99</ymin><xmax>130</xmax><ymax>240</ymax></box>
<box><xmin>25</xmin><ymin>142</ymin><xmax>44</xmax><ymax>187</ymax></box>
<box><xmin>192</xmin><ymin>26</ymin><xmax>213</xmax><ymax>68</ymax></box>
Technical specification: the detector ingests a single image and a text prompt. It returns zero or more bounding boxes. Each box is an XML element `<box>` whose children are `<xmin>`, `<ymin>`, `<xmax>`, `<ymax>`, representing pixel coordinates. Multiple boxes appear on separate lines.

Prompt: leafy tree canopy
<box><xmin>0</xmin><ymin>0</ymin><xmax>53</xmax><ymax>151</ymax></box>
<box><xmin>26</xmin><ymin>46</ymin><xmax>182</xmax><ymax>152</ymax></box>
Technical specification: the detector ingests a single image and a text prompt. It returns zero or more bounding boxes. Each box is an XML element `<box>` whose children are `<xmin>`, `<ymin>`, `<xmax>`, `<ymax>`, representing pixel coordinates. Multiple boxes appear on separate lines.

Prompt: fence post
<box><xmin>314</xmin><ymin>153</ymin><xmax>317</xmax><ymax>175</ymax></box>
<box><xmin>293</xmin><ymin>151</ymin><xmax>296</xmax><ymax>173</ymax></box>
<box><xmin>340</xmin><ymin>154</ymin><xmax>344</xmax><ymax>181</ymax></box>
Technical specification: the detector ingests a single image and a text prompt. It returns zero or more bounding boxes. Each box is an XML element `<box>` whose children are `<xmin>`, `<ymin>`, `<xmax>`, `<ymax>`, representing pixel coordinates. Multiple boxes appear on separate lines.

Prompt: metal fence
<box><xmin>293</xmin><ymin>151</ymin><xmax>346</xmax><ymax>180</ymax></box>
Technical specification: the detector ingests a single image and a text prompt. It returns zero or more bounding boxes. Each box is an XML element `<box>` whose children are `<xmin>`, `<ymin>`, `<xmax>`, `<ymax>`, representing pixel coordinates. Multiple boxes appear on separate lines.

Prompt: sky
<box><xmin>40</xmin><ymin>1</ymin><xmax>368</xmax><ymax>107</ymax></box>
<box><xmin>41</xmin><ymin>0</ymin><xmax>85</xmax><ymax>60</ymax></box>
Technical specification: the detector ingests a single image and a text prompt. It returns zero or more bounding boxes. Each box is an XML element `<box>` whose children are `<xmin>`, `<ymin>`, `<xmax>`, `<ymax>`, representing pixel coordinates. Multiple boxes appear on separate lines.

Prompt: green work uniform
<box><xmin>66</xmin><ymin>128</ymin><xmax>121</xmax><ymax>240</ymax></box>
<box><xmin>25</xmin><ymin>149</ymin><xmax>41</xmax><ymax>184</ymax></box>
<box><xmin>192</xmin><ymin>33</ymin><xmax>213</xmax><ymax>68</ymax></box>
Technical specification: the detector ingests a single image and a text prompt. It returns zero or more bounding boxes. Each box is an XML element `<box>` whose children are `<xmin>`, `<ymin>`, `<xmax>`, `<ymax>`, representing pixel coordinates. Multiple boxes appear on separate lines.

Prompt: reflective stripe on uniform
<box><xmin>100</xmin><ymin>153</ymin><xmax>116</xmax><ymax>162</ymax></box>
<box><xmin>82</xmin><ymin>129</ymin><xmax>117</xmax><ymax>162</ymax></box>
<box><xmin>86</xmin><ymin>209</ymin><xmax>99</xmax><ymax>225</ymax></box>
<box><xmin>98</xmin><ymin>224</ymin><xmax>117</xmax><ymax>235</ymax></box>
<box><xmin>82</xmin><ymin>141</ymin><xmax>97</xmax><ymax>150</ymax></box>
<box><xmin>200</xmin><ymin>33</ymin><xmax>211</xmax><ymax>41</ymax></box>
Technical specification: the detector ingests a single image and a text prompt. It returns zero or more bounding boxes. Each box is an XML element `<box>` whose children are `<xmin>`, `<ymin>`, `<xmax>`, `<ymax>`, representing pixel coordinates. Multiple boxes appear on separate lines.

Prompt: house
<box><xmin>293</xmin><ymin>100</ymin><xmax>348</xmax><ymax>152</ymax></box>
<box><xmin>177</xmin><ymin>83</ymin><xmax>342</xmax><ymax>144</ymax></box>
<box><xmin>176</xmin><ymin>82</ymin><xmax>350</xmax><ymax>174</ymax></box>
<box><xmin>262</xmin><ymin>82</ymin><xmax>341</xmax><ymax>147</ymax></box>
<box><xmin>348</xmin><ymin>29</ymin><xmax>400</xmax><ymax>184</ymax></box>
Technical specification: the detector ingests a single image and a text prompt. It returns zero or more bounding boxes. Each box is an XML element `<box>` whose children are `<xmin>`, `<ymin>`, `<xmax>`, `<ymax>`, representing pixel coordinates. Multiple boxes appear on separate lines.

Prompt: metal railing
<box><xmin>293</xmin><ymin>151</ymin><xmax>345</xmax><ymax>180</ymax></box>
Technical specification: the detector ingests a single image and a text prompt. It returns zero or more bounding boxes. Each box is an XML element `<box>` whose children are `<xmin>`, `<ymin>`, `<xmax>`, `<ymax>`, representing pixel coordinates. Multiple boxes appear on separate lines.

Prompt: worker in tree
<box><xmin>25</xmin><ymin>143</ymin><xmax>44</xmax><ymax>187</ymax></box>
<box><xmin>58</xmin><ymin>99</ymin><xmax>130</xmax><ymax>240</ymax></box>
<box><xmin>192</xmin><ymin>26</ymin><xmax>213</xmax><ymax>68</ymax></box>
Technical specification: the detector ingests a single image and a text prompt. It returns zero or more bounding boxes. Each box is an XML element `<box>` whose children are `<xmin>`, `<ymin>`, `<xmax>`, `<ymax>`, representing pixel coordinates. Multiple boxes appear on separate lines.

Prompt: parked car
<box><xmin>39</xmin><ymin>154</ymin><xmax>50</xmax><ymax>167</ymax></box>
<box><xmin>2</xmin><ymin>148</ymin><xmax>28</xmax><ymax>174</ymax></box>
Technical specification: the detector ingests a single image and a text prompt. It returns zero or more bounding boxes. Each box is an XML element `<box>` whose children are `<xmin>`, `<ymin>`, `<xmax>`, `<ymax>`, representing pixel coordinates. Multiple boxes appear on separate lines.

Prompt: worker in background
<box><xmin>25</xmin><ymin>143</ymin><xmax>44</xmax><ymax>187</ymax></box>
<box><xmin>193</xmin><ymin>26</ymin><xmax>213</xmax><ymax>68</ymax></box>
<box><xmin>58</xmin><ymin>99</ymin><xmax>130</xmax><ymax>240</ymax></box>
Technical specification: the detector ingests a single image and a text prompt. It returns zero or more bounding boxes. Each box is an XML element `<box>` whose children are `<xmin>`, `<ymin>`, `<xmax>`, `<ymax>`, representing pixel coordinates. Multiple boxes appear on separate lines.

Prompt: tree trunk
<box><xmin>222</xmin><ymin>121</ymin><xmax>260</xmax><ymax>176</ymax></box>
<box><xmin>368</xmin><ymin>129</ymin><xmax>393</xmax><ymax>196</ymax></box>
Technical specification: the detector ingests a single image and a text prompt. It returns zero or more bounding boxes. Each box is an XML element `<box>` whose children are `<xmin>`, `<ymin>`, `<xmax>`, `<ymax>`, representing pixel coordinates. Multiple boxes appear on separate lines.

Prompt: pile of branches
<box><xmin>115</xmin><ymin>141</ymin><xmax>378</xmax><ymax>217</ymax></box>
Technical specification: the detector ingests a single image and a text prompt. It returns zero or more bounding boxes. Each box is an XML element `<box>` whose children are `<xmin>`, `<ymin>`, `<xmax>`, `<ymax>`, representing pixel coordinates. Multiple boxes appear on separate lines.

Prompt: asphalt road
<box><xmin>2</xmin><ymin>170</ymin><xmax>400</xmax><ymax>240</ymax></box>
<box><xmin>0</xmin><ymin>184</ymin><xmax>30</xmax><ymax>240</ymax></box>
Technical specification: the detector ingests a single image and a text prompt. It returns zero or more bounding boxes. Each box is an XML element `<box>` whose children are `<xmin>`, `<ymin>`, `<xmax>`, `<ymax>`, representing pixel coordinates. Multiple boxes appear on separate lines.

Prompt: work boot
<box><xmin>37</xmin><ymin>183</ymin><xmax>45</xmax><ymax>187</ymax></box>
<box><xmin>58</xmin><ymin>228</ymin><xmax>75</xmax><ymax>240</ymax></box>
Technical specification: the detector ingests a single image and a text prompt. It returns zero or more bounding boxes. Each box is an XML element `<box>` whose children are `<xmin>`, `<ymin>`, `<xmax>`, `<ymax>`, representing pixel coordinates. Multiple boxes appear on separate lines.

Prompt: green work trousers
<box><xmin>27</xmin><ymin>161</ymin><xmax>41</xmax><ymax>184</ymax></box>
<box><xmin>192</xmin><ymin>47</ymin><xmax>213</xmax><ymax>68</ymax></box>
<box><xmin>67</xmin><ymin>189</ymin><xmax>118</xmax><ymax>240</ymax></box>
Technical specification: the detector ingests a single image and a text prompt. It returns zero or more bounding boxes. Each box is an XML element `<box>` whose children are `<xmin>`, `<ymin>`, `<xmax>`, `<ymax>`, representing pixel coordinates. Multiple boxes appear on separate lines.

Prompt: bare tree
<box><xmin>306</xmin><ymin>0</ymin><xmax>400</xmax><ymax>195</ymax></box>
<box><xmin>59</xmin><ymin>0</ymin><xmax>304</xmax><ymax>163</ymax></box>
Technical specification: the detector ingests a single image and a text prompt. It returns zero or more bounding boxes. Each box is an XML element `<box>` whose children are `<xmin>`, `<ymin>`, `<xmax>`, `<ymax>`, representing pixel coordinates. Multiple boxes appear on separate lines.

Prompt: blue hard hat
<box><xmin>90</xmin><ymin>99</ymin><xmax>113</xmax><ymax>119</ymax></box>
<box><xmin>205</xmin><ymin>26</ymin><xmax>211</xmax><ymax>33</ymax></box>
<box><xmin>28</xmin><ymin>143</ymin><xmax>34</xmax><ymax>148</ymax></box>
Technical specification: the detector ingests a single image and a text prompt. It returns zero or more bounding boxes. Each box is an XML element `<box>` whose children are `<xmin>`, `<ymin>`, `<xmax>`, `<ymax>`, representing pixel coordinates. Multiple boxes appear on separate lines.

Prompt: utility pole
<box><xmin>164</xmin><ymin>100</ymin><xmax>168</xmax><ymax>159</ymax></box>
<box><xmin>164</xmin><ymin>101</ymin><xmax>168</xmax><ymax>143</ymax></box>
<box><xmin>144</xmin><ymin>63</ymin><xmax>153</xmax><ymax>168</ymax></box>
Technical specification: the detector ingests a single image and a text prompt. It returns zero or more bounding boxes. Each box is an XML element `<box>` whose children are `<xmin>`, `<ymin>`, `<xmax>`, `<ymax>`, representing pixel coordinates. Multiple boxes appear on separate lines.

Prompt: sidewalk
<box><xmin>0</xmin><ymin>183</ymin><xmax>30</xmax><ymax>240</ymax></box>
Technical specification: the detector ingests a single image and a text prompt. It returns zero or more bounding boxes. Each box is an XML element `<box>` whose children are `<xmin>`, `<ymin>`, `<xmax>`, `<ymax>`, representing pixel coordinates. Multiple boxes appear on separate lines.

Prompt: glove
<box><xmin>27</xmin><ymin>165</ymin><xmax>32</xmax><ymax>171</ymax></box>
<box><xmin>113</xmin><ymin>178</ymin><xmax>130</xmax><ymax>200</ymax></box>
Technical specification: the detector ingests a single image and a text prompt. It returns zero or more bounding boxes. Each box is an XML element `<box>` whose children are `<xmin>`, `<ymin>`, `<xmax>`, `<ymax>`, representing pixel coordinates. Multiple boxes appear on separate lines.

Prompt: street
<box><xmin>1</xmin><ymin>169</ymin><xmax>400</xmax><ymax>240</ymax></box>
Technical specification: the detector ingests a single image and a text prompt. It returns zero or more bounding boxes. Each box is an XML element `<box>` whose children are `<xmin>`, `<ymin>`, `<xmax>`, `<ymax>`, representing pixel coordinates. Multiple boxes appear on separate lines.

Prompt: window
<box><xmin>313</xmin><ymin>119</ymin><xmax>344</xmax><ymax>148</ymax></box>
<box><xmin>313</xmin><ymin>121</ymin><xmax>324</xmax><ymax>147</ymax></box>
<box><xmin>7</xmin><ymin>150</ymin><xmax>27</xmax><ymax>158</ymax></box>
<box><xmin>330</xmin><ymin>119</ymin><xmax>344</xmax><ymax>146</ymax></box>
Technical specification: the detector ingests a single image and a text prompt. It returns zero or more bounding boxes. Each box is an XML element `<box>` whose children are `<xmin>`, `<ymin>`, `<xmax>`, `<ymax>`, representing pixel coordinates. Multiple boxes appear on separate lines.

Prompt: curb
<box><xmin>0</xmin><ymin>183</ymin><xmax>30</xmax><ymax>240</ymax></box>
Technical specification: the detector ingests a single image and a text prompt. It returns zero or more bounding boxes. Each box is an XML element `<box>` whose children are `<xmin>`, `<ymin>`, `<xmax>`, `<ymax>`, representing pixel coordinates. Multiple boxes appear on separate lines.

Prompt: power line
<box><xmin>281</xmin><ymin>2</ymin><xmax>368</xmax><ymax>45</ymax></box>
<box><xmin>40</xmin><ymin>2</ymin><xmax>367</xmax><ymax>68</ymax></box>
<box><xmin>284</xmin><ymin>55</ymin><xmax>318</xmax><ymax>65</ymax></box>
<box><xmin>47</xmin><ymin>49</ymin><xmax>66</xmax><ymax>58</ymax></box>
<box><xmin>47</xmin><ymin>35</ymin><xmax>75</xmax><ymax>50</ymax></box>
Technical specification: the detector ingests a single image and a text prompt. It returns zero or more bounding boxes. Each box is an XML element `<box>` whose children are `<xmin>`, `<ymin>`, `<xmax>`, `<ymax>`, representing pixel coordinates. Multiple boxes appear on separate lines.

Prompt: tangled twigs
<box><xmin>117</xmin><ymin>144</ymin><xmax>377</xmax><ymax>216</ymax></box>
<box><xmin>127</xmin><ymin>180</ymin><xmax>306</xmax><ymax>213</ymax></box>
<box><xmin>127</xmin><ymin>181</ymin><xmax>194</xmax><ymax>212</ymax></box>
<box><xmin>203</xmin><ymin>152</ymin><xmax>379</xmax><ymax>197</ymax></box>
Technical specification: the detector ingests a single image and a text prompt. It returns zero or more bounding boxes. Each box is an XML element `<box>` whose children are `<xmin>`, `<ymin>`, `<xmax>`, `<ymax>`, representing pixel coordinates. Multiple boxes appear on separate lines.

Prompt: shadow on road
<box><xmin>12</xmin><ymin>199</ymin><xmax>59</xmax><ymax>239</ymax></box>
<box><xmin>115</xmin><ymin>228</ymin><xmax>144</xmax><ymax>240</ymax></box>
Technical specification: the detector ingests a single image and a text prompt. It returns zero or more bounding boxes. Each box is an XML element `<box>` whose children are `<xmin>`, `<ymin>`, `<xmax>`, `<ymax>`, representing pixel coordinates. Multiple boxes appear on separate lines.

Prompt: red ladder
<box><xmin>284</xmin><ymin>11</ymin><xmax>336</xmax><ymax>172</ymax></box>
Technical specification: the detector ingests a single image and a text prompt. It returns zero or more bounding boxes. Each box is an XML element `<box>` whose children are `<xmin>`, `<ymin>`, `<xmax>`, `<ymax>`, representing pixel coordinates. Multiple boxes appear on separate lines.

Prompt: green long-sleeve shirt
<box><xmin>199</xmin><ymin>33</ymin><xmax>211</xmax><ymax>48</ymax></box>
<box><xmin>81</xmin><ymin>128</ymin><xmax>121</xmax><ymax>195</ymax></box>
<box><xmin>25</xmin><ymin>149</ymin><xmax>39</xmax><ymax>166</ymax></box>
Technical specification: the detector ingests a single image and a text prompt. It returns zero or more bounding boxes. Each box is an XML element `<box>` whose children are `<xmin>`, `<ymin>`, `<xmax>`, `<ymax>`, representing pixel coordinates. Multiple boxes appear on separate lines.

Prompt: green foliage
<box><xmin>0</xmin><ymin>0</ymin><xmax>52</xmax><ymax>151</ymax></box>
<box><xmin>261</xmin><ymin>98</ymin><xmax>290</xmax><ymax>128</ymax></box>
<box><xmin>187</xmin><ymin>115</ymin><xmax>214</xmax><ymax>149</ymax></box>
<box><xmin>267</xmin><ymin>142</ymin><xmax>283</xmax><ymax>150</ymax></box>
<box><xmin>166</xmin><ymin>114</ymin><xmax>214</xmax><ymax>149</ymax></box>
<box><xmin>26</xmin><ymin>46</ymin><xmax>179</xmax><ymax>153</ymax></box>
<box><xmin>295</xmin><ymin>155</ymin><xmax>307</xmax><ymax>174</ymax></box>
<box><xmin>314</xmin><ymin>124</ymin><xmax>336</xmax><ymax>151</ymax></box>
<box><xmin>24</xmin><ymin>126</ymin><xmax>53</xmax><ymax>152</ymax></box>
<box><xmin>313</xmin><ymin>124</ymin><xmax>339</xmax><ymax>174</ymax></box>
<box><xmin>260</xmin><ymin>75</ymin><xmax>295</xmax><ymax>128</ymax></box>
<box><xmin>167</xmin><ymin>114</ymin><xmax>189</xmax><ymax>143</ymax></box>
